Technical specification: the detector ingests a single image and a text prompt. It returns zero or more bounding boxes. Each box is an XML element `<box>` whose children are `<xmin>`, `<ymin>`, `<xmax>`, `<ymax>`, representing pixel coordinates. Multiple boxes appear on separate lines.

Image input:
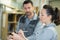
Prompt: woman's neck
<box><xmin>45</xmin><ymin>20</ymin><xmax>52</xmax><ymax>25</ymax></box>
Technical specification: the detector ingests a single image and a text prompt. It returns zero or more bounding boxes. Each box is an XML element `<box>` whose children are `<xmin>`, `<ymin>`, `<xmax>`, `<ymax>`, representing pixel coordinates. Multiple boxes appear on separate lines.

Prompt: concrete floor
<box><xmin>56</xmin><ymin>25</ymin><xmax>60</xmax><ymax>40</ymax></box>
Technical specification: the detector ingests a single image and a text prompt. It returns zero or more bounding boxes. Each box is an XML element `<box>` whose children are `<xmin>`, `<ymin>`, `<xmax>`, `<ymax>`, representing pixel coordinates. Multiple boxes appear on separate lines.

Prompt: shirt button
<box><xmin>37</xmin><ymin>32</ymin><xmax>39</xmax><ymax>34</ymax></box>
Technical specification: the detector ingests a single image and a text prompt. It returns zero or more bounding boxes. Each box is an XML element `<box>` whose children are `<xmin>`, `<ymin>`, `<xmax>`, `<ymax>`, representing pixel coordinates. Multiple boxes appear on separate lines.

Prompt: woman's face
<box><xmin>39</xmin><ymin>9</ymin><xmax>52</xmax><ymax>23</ymax></box>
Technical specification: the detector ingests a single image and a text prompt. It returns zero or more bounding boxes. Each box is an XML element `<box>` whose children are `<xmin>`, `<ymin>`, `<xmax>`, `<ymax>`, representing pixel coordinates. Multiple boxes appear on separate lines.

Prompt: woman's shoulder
<box><xmin>44</xmin><ymin>23</ymin><xmax>57</xmax><ymax>34</ymax></box>
<box><xmin>44</xmin><ymin>25</ymin><xmax>57</xmax><ymax>35</ymax></box>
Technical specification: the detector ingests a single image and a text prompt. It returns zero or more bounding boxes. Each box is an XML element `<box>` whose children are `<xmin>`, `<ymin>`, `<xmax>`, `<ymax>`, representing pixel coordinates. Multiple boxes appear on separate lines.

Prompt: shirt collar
<box><xmin>44</xmin><ymin>23</ymin><xmax>56</xmax><ymax>28</ymax></box>
<box><xmin>26</xmin><ymin>12</ymin><xmax>38</xmax><ymax>21</ymax></box>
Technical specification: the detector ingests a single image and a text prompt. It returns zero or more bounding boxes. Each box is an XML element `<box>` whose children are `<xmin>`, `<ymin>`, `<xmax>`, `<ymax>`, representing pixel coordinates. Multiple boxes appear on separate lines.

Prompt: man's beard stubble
<box><xmin>25</xmin><ymin>12</ymin><xmax>32</xmax><ymax>16</ymax></box>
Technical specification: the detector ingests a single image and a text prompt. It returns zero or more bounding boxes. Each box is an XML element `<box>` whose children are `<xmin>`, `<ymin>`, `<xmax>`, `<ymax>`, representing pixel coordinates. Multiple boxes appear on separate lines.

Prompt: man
<box><xmin>16</xmin><ymin>0</ymin><xmax>39</xmax><ymax>37</ymax></box>
<box><xmin>7</xmin><ymin>0</ymin><xmax>39</xmax><ymax>40</ymax></box>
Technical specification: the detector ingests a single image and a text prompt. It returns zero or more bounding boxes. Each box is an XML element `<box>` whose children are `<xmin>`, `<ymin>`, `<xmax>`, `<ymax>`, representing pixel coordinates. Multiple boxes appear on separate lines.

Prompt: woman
<box><xmin>8</xmin><ymin>5</ymin><xmax>58</xmax><ymax>40</ymax></box>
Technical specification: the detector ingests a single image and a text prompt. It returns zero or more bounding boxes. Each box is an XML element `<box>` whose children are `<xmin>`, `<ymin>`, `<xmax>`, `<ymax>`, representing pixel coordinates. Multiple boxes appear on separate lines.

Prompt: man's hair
<box><xmin>23</xmin><ymin>0</ymin><xmax>33</xmax><ymax>6</ymax></box>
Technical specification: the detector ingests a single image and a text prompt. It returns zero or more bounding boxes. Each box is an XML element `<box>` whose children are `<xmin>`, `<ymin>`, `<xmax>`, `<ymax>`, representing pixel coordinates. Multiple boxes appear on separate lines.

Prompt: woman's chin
<box><xmin>41</xmin><ymin>21</ymin><xmax>45</xmax><ymax>23</ymax></box>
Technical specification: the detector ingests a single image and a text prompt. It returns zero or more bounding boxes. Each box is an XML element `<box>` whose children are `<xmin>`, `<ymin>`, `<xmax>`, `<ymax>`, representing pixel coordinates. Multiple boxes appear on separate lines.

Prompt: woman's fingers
<box><xmin>18</xmin><ymin>29</ymin><xmax>27</xmax><ymax>40</ymax></box>
<box><xmin>8</xmin><ymin>39</ymin><xmax>13</xmax><ymax>40</ymax></box>
<box><xmin>18</xmin><ymin>30</ymin><xmax>24</xmax><ymax>35</ymax></box>
<box><xmin>7</xmin><ymin>35</ymin><xmax>13</xmax><ymax>40</ymax></box>
<box><xmin>18</xmin><ymin>29</ymin><xmax>25</xmax><ymax>38</ymax></box>
<box><xmin>7</xmin><ymin>32</ymin><xmax>26</xmax><ymax>40</ymax></box>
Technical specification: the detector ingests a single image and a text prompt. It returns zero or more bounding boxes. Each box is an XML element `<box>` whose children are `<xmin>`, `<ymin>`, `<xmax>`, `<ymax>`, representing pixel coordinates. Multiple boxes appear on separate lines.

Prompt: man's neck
<box><xmin>28</xmin><ymin>13</ymin><xmax>34</xmax><ymax>19</ymax></box>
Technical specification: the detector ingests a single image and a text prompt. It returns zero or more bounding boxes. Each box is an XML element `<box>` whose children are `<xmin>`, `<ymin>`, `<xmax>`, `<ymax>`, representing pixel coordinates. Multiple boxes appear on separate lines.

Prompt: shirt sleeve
<box><xmin>27</xmin><ymin>33</ymin><xmax>36</xmax><ymax>40</ymax></box>
<box><xmin>37</xmin><ymin>29</ymin><xmax>55</xmax><ymax>40</ymax></box>
<box><xmin>15</xmin><ymin>16</ymin><xmax>22</xmax><ymax>33</ymax></box>
<box><xmin>27</xmin><ymin>21</ymin><xmax>42</xmax><ymax>40</ymax></box>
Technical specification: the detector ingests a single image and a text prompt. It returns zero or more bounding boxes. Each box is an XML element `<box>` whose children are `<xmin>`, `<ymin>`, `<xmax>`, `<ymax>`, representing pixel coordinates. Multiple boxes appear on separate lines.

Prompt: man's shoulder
<box><xmin>19</xmin><ymin>15</ymin><xmax>26</xmax><ymax>23</ymax></box>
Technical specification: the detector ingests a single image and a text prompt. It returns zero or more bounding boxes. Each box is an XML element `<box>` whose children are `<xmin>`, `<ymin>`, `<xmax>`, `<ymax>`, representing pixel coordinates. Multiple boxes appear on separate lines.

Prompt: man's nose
<box><xmin>26</xmin><ymin>9</ymin><xmax>29</xmax><ymax>12</ymax></box>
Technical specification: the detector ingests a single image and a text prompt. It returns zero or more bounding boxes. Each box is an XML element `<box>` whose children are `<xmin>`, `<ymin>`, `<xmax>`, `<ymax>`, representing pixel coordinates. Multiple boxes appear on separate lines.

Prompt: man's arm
<box><xmin>16</xmin><ymin>17</ymin><xmax>22</xmax><ymax>33</ymax></box>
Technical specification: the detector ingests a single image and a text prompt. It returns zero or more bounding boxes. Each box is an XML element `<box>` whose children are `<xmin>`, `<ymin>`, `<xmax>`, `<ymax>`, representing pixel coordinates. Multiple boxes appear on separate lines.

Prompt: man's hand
<box><xmin>7</xmin><ymin>30</ymin><xmax>27</xmax><ymax>40</ymax></box>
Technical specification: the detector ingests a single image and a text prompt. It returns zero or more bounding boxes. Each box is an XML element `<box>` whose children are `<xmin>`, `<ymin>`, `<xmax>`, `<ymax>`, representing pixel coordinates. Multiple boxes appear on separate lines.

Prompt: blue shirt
<box><xmin>16</xmin><ymin>13</ymin><xmax>38</xmax><ymax>37</ymax></box>
<box><xmin>16</xmin><ymin>13</ymin><xmax>38</xmax><ymax>32</ymax></box>
<box><xmin>27</xmin><ymin>21</ymin><xmax>57</xmax><ymax>40</ymax></box>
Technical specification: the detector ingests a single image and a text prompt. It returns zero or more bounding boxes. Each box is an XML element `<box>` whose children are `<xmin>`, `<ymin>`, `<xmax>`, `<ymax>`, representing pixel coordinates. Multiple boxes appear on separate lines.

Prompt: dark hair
<box><xmin>23</xmin><ymin>0</ymin><xmax>33</xmax><ymax>6</ymax></box>
<box><xmin>43</xmin><ymin>5</ymin><xmax>59</xmax><ymax>25</ymax></box>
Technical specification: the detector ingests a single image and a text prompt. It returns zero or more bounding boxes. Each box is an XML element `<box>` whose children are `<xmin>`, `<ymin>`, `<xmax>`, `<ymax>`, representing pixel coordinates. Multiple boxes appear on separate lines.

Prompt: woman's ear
<box><xmin>49</xmin><ymin>15</ymin><xmax>52</xmax><ymax>20</ymax></box>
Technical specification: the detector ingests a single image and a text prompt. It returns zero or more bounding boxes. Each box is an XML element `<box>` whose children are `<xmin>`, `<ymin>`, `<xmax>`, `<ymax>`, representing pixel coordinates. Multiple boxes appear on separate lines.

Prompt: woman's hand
<box><xmin>12</xmin><ymin>32</ymin><xmax>21</xmax><ymax>40</ymax></box>
<box><xmin>7</xmin><ymin>32</ymin><xmax>25</xmax><ymax>40</ymax></box>
<box><xmin>7</xmin><ymin>30</ymin><xmax>27</xmax><ymax>40</ymax></box>
<box><xmin>18</xmin><ymin>30</ymin><xmax>28</xmax><ymax>40</ymax></box>
<box><xmin>7</xmin><ymin>32</ymin><xmax>21</xmax><ymax>40</ymax></box>
<box><xmin>7</xmin><ymin>35</ymin><xmax>13</xmax><ymax>40</ymax></box>
<box><xmin>18</xmin><ymin>29</ymin><xmax>25</xmax><ymax>38</ymax></box>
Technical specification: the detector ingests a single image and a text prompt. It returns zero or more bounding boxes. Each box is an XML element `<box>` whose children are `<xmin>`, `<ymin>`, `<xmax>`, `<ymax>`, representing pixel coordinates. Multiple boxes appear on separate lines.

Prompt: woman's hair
<box><xmin>43</xmin><ymin>5</ymin><xmax>59</xmax><ymax>25</ymax></box>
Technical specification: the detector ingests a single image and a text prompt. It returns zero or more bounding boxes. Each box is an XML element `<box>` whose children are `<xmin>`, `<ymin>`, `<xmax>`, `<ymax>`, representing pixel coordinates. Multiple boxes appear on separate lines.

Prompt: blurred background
<box><xmin>0</xmin><ymin>0</ymin><xmax>60</xmax><ymax>40</ymax></box>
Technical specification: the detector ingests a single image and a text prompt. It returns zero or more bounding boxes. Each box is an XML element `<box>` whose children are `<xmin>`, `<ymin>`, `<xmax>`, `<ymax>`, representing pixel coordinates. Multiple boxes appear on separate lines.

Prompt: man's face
<box><xmin>23</xmin><ymin>3</ymin><xmax>34</xmax><ymax>16</ymax></box>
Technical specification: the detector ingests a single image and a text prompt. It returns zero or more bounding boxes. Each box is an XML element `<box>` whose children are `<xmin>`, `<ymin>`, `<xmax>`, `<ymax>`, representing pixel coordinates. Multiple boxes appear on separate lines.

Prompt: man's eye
<box><xmin>28</xmin><ymin>7</ymin><xmax>30</xmax><ymax>9</ymax></box>
<box><xmin>24</xmin><ymin>8</ymin><xmax>26</xmax><ymax>9</ymax></box>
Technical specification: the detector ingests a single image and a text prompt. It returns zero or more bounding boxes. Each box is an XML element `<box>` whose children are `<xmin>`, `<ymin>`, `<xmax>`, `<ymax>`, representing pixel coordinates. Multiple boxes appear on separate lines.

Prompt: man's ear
<box><xmin>33</xmin><ymin>6</ymin><xmax>35</xmax><ymax>10</ymax></box>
